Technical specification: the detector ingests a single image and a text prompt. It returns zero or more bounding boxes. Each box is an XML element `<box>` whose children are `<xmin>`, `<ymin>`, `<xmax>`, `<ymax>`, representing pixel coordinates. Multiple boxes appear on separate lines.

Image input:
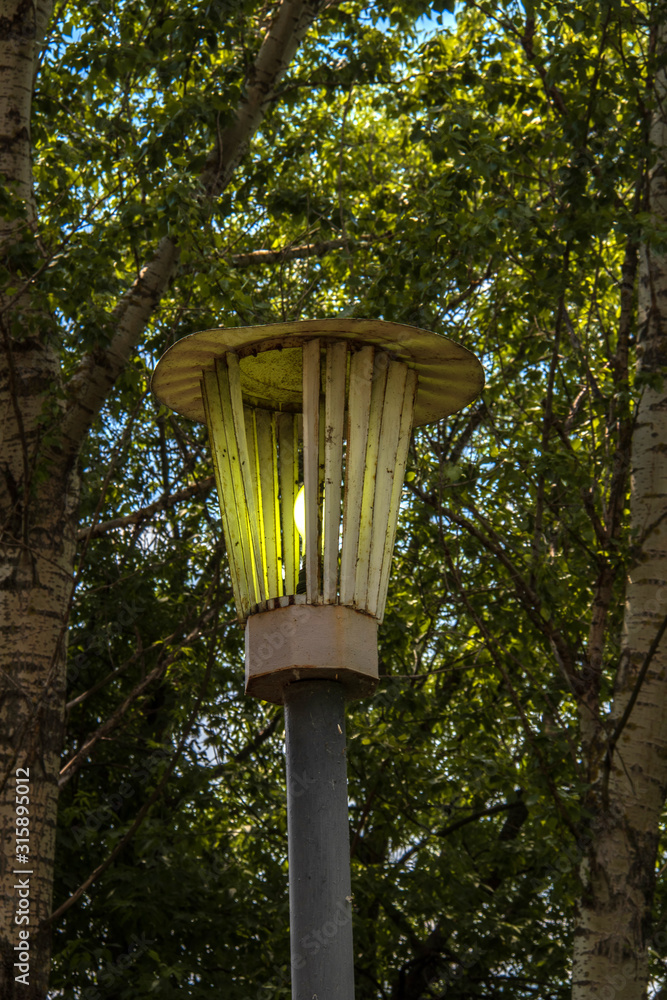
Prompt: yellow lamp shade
<box><xmin>152</xmin><ymin>320</ymin><xmax>484</xmax><ymax>624</ymax></box>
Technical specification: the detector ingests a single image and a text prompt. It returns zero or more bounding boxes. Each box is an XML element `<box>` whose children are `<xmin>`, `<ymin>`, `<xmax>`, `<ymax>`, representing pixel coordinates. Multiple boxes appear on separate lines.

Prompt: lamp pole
<box><xmin>152</xmin><ymin>318</ymin><xmax>483</xmax><ymax>1000</ymax></box>
<box><xmin>284</xmin><ymin>680</ymin><xmax>353</xmax><ymax>999</ymax></box>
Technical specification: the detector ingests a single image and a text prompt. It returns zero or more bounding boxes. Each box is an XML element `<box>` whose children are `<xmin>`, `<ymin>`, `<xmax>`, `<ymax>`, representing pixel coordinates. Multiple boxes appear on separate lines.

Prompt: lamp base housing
<box><xmin>244</xmin><ymin>603</ymin><xmax>378</xmax><ymax>703</ymax></box>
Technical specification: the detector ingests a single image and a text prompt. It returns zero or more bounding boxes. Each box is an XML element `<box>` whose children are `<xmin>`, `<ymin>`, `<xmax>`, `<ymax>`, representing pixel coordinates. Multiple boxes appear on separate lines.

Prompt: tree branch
<box><xmin>437</xmin><ymin>535</ymin><xmax>579</xmax><ymax>839</ymax></box>
<box><xmin>210</xmin><ymin>711</ymin><xmax>282</xmax><ymax>773</ymax></box>
<box><xmin>44</xmin><ymin>617</ymin><xmax>221</xmax><ymax>927</ymax></box>
<box><xmin>411</xmin><ymin>482</ymin><xmax>581</xmax><ymax>693</ymax></box>
<box><xmin>391</xmin><ymin>800</ymin><xmax>521</xmax><ymax>871</ymax></box>
<box><xmin>61</xmin><ymin>0</ymin><xmax>330</xmax><ymax>461</ymax></box>
<box><xmin>228</xmin><ymin>233</ymin><xmax>388</xmax><ymax>268</ymax></box>
<box><xmin>61</xmin><ymin>235</ymin><xmax>180</xmax><ymax>460</ymax></box>
<box><xmin>606</xmin><ymin>613</ymin><xmax>667</xmax><ymax>770</ymax></box>
<box><xmin>76</xmin><ymin>476</ymin><xmax>215</xmax><ymax>541</ymax></box>
<box><xmin>199</xmin><ymin>0</ymin><xmax>330</xmax><ymax>198</ymax></box>
<box><xmin>58</xmin><ymin>609</ymin><xmax>218</xmax><ymax>787</ymax></box>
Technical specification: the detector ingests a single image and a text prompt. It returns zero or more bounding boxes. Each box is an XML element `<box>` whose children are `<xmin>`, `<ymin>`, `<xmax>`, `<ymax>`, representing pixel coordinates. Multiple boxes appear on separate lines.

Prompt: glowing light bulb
<box><xmin>294</xmin><ymin>485</ymin><xmax>306</xmax><ymax>539</ymax></box>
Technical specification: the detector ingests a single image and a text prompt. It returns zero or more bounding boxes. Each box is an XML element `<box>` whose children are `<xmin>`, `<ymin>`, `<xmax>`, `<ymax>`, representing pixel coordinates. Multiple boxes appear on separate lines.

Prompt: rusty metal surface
<box><xmin>244</xmin><ymin>603</ymin><xmax>379</xmax><ymax>703</ymax></box>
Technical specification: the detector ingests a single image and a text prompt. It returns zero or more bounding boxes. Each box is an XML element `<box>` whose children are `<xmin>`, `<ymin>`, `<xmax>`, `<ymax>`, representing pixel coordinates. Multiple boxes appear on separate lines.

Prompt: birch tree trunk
<box><xmin>572</xmin><ymin>13</ymin><xmax>667</xmax><ymax>999</ymax></box>
<box><xmin>0</xmin><ymin>360</ymin><xmax>79</xmax><ymax>1000</ymax></box>
<box><xmin>0</xmin><ymin>1</ymin><xmax>77</xmax><ymax>996</ymax></box>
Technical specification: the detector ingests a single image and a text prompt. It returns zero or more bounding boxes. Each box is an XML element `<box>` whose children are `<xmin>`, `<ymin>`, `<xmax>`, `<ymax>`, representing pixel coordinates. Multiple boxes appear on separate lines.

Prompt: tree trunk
<box><xmin>572</xmin><ymin>15</ymin><xmax>667</xmax><ymax>1000</ymax></box>
<box><xmin>0</xmin><ymin>1</ymin><xmax>72</xmax><ymax>997</ymax></box>
<box><xmin>0</xmin><ymin>340</ymin><xmax>79</xmax><ymax>999</ymax></box>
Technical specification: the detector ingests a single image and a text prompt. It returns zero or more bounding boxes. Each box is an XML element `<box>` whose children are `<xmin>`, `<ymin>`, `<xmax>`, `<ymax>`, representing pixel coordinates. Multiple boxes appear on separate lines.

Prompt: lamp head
<box><xmin>152</xmin><ymin>318</ymin><xmax>484</xmax><ymax>702</ymax></box>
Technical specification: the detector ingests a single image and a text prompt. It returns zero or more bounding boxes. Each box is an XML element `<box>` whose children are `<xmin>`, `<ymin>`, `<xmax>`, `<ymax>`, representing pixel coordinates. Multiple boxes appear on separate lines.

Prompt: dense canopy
<box><xmin>1</xmin><ymin>1</ymin><xmax>666</xmax><ymax>999</ymax></box>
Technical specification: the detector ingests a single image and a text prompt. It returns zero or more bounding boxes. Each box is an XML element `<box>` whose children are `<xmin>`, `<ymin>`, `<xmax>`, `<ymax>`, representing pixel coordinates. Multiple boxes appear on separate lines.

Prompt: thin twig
<box><xmin>59</xmin><ymin>607</ymin><xmax>219</xmax><ymax>787</ymax></box>
<box><xmin>76</xmin><ymin>476</ymin><xmax>215</xmax><ymax>540</ymax></box>
<box><xmin>606</xmin><ymin>613</ymin><xmax>667</xmax><ymax>769</ymax></box>
<box><xmin>391</xmin><ymin>800</ymin><xmax>520</xmax><ymax>870</ymax></box>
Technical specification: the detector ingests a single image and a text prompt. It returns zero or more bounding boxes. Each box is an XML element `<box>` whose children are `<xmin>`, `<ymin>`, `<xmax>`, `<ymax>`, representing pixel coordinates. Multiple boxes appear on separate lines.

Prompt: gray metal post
<box><xmin>284</xmin><ymin>679</ymin><xmax>355</xmax><ymax>1000</ymax></box>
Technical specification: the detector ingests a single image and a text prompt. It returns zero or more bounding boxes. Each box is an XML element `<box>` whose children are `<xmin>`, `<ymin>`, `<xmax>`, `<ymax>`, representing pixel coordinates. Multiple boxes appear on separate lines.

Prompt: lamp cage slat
<box><xmin>243</xmin><ymin>406</ymin><xmax>265</xmax><ymax>595</ymax></box>
<box><xmin>215</xmin><ymin>359</ymin><xmax>260</xmax><ymax>604</ymax></box>
<box><xmin>226</xmin><ymin>353</ymin><xmax>267</xmax><ymax>604</ymax></box>
<box><xmin>203</xmin><ymin>366</ymin><xmax>255</xmax><ymax>613</ymax></box>
<box><xmin>202</xmin><ymin>372</ymin><xmax>248</xmax><ymax>617</ymax></box>
<box><xmin>365</xmin><ymin>361</ymin><xmax>409</xmax><ymax>617</ymax></box>
<box><xmin>353</xmin><ymin>352</ymin><xmax>389</xmax><ymax>609</ymax></box>
<box><xmin>302</xmin><ymin>339</ymin><xmax>321</xmax><ymax>603</ymax></box>
<box><xmin>256</xmin><ymin>408</ymin><xmax>282</xmax><ymax>599</ymax></box>
<box><xmin>339</xmin><ymin>346</ymin><xmax>374</xmax><ymax>605</ymax></box>
<box><xmin>323</xmin><ymin>342</ymin><xmax>347</xmax><ymax>603</ymax></box>
<box><xmin>376</xmin><ymin>369</ymin><xmax>418</xmax><ymax>622</ymax></box>
<box><xmin>318</xmin><ymin>395</ymin><xmax>326</xmax><ymax>595</ymax></box>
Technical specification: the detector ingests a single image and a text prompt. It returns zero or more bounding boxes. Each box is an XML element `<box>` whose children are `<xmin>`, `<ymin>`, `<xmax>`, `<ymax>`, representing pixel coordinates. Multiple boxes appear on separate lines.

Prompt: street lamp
<box><xmin>152</xmin><ymin>318</ymin><xmax>483</xmax><ymax>1000</ymax></box>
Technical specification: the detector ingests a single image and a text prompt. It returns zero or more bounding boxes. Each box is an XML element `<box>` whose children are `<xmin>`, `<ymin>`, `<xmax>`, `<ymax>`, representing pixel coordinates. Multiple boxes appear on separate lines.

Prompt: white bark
<box><xmin>0</xmin><ymin>362</ymin><xmax>78</xmax><ymax>997</ymax></box>
<box><xmin>200</xmin><ymin>0</ymin><xmax>330</xmax><ymax>196</ymax></box>
<box><xmin>0</xmin><ymin>5</ymin><xmax>66</xmax><ymax>997</ymax></box>
<box><xmin>572</xmin><ymin>17</ymin><xmax>667</xmax><ymax>999</ymax></box>
<box><xmin>0</xmin><ymin>0</ymin><xmax>47</xmax><ymax>204</ymax></box>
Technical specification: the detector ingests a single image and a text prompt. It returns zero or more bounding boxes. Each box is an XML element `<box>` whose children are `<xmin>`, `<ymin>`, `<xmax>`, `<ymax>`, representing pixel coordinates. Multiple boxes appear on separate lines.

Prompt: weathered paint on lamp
<box><xmin>152</xmin><ymin>318</ymin><xmax>484</xmax><ymax>703</ymax></box>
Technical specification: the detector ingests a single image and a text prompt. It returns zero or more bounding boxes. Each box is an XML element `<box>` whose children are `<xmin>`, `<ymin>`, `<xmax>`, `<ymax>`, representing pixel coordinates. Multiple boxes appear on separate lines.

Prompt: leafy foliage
<box><xmin>37</xmin><ymin>0</ymin><xmax>667</xmax><ymax>997</ymax></box>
